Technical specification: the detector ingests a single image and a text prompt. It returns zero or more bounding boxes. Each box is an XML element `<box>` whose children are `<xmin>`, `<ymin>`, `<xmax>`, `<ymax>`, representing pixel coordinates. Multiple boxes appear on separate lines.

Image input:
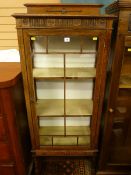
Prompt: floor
<box><xmin>40</xmin><ymin>157</ymin><xmax>93</xmax><ymax>175</ymax></box>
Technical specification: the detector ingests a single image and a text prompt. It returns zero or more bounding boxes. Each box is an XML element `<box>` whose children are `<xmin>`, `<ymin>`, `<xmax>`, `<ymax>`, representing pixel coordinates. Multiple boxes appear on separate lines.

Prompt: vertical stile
<box><xmin>30</xmin><ymin>37</ymin><xmax>36</xmax><ymax>102</ymax></box>
<box><xmin>52</xmin><ymin>136</ymin><xmax>53</xmax><ymax>146</ymax></box>
<box><xmin>80</xmin><ymin>36</ymin><xmax>83</xmax><ymax>54</ymax></box>
<box><xmin>77</xmin><ymin>136</ymin><xmax>79</xmax><ymax>146</ymax></box>
<box><xmin>31</xmin><ymin>37</ymin><xmax>37</xmax><ymax>104</ymax></box>
<box><xmin>90</xmin><ymin>37</ymin><xmax>98</xmax><ymax>147</ymax></box>
<box><xmin>46</xmin><ymin>36</ymin><xmax>48</xmax><ymax>54</ymax></box>
<box><xmin>29</xmin><ymin>36</ymin><xmax>40</xmax><ymax>147</ymax></box>
<box><xmin>64</xmin><ymin>53</ymin><xmax>66</xmax><ymax>137</ymax></box>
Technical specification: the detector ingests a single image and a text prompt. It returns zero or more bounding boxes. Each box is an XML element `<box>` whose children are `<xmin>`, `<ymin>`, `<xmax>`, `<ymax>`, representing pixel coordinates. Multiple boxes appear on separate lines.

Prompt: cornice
<box><xmin>12</xmin><ymin>15</ymin><xmax>115</xmax><ymax>30</ymax></box>
<box><xmin>106</xmin><ymin>0</ymin><xmax>131</xmax><ymax>14</ymax></box>
<box><xmin>24</xmin><ymin>3</ymin><xmax>104</xmax><ymax>7</ymax></box>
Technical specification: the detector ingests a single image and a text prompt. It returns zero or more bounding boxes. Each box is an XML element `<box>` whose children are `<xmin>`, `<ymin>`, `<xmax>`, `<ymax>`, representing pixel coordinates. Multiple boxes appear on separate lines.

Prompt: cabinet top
<box><xmin>13</xmin><ymin>3</ymin><xmax>116</xmax><ymax>18</ymax></box>
<box><xmin>18</xmin><ymin>3</ymin><xmax>104</xmax><ymax>16</ymax></box>
<box><xmin>106</xmin><ymin>0</ymin><xmax>131</xmax><ymax>15</ymax></box>
<box><xmin>24</xmin><ymin>3</ymin><xmax>103</xmax><ymax>7</ymax></box>
<box><xmin>0</xmin><ymin>63</ymin><xmax>21</xmax><ymax>88</ymax></box>
<box><xmin>13</xmin><ymin>3</ymin><xmax>116</xmax><ymax>30</ymax></box>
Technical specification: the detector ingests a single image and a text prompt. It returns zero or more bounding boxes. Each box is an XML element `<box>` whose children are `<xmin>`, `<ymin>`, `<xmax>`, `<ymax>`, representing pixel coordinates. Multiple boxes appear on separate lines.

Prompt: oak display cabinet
<box><xmin>13</xmin><ymin>4</ymin><xmax>114</xmax><ymax>174</ymax></box>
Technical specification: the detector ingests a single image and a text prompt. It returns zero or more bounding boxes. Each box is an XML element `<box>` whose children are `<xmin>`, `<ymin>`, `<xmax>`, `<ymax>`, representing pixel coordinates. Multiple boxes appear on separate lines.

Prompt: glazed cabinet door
<box><xmin>99</xmin><ymin>35</ymin><xmax>131</xmax><ymax>171</ymax></box>
<box><xmin>23</xmin><ymin>29</ymin><xmax>108</xmax><ymax>153</ymax></box>
<box><xmin>108</xmin><ymin>36</ymin><xmax>131</xmax><ymax>164</ymax></box>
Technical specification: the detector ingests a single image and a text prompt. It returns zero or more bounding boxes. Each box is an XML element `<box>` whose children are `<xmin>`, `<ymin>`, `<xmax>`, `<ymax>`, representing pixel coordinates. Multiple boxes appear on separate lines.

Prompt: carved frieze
<box><xmin>16</xmin><ymin>17</ymin><xmax>107</xmax><ymax>29</ymax></box>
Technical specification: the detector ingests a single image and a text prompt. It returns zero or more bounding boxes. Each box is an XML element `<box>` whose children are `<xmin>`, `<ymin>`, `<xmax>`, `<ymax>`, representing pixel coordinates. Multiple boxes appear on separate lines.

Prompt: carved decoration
<box><xmin>16</xmin><ymin>17</ymin><xmax>107</xmax><ymax>29</ymax></box>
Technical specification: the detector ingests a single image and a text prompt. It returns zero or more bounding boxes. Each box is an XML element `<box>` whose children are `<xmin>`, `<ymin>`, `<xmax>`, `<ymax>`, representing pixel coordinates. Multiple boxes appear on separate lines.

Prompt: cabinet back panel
<box><xmin>36</xmin><ymin>80</ymin><xmax>93</xmax><ymax>99</ymax></box>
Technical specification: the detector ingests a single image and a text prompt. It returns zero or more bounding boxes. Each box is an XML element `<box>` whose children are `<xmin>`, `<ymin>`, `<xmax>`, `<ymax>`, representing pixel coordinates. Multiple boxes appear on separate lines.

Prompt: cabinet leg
<box><xmin>91</xmin><ymin>156</ymin><xmax>97</xmax><ymax>175</ymax></box>
<box><xmin>34</xmin><ymin>157</ymin><xmax>42</xmax><ymax>175</ymax></box>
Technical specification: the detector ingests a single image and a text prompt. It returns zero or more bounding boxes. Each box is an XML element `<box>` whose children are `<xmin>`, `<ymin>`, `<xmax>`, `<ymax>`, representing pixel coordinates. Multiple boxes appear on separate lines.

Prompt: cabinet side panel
<box><xmin>1</xmin><ymin>87</ymin><xmax>26</xmax><ymax>175</ymax></box>
<box><xmin>12</xmin><ymin>77</ymin><xmax>32</xmax><ymax>174</ymax></box>
<box><xmin>17</xmin><ymin>29</ymin><xmax>36</xmax><ymax>148</ymax></box>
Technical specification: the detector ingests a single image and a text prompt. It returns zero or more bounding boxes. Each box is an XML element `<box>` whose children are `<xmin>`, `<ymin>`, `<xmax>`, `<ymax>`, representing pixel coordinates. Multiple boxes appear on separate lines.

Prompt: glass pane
<box><xmin>31</xmin><ymin>36</ymin><xmax>46</xmax><ymax>53</ymax></box>
<box><xmin>39</xmin><ymin>127</ymin><xmax>64</xmax><ymax>136</ymax></box>
<box><xmin>33</xmin><ymin>54</ymin><xmax>64</xmax><ymax>78</ymax></box>
<box><xmin>39</xmin><ymin>117</ymin><xmax>64</xmax><ymax>126</ymax></box>
<box><xmin>66</xmin><ymin>80</ymin><xmax>93</xmax><ymax>116</ymax></box>
<box><xmin>66</xmin><ymin>117</ymin><xmax>90</xmax><ymax>126</ymax></box>
<box><xmin>36</xmin><ymin>100</ymin><xmax>64</xmax><ymax>116</ymax></box>
<box><xmin>30</xmin><ymin>35</ymin><xmax>97</xmax><ymax>148</ymax></box>
<box><xmin>66</xmin><ymin>126</ymin><xmax>90</xmax><ymax>136</ymax></box>
<box><xmin>82</xmin><ymin>37</ymin><xmax>98</xmax><ymax>52</ymax></box>
<box><xmin>53</xmin><ymin>137</ymin><xmax>77</xmax><ymax>146</ymax></box>
<box><xmin>35</xmin><ymin>81</ymin><xmax>64</xmax><ymax>116</ymax></box>
<box><xmin>39</xmin><ymin>117</ymin><xmax>64</xmax><ymax>141</ymax></box>
<box><xmin>36</xmin><ymin>80</ymin><xmax>64</xmax><ymax>99</ymax></box>
<box><xmin>39</xmin><ymin>117</ymin><xmax>90</xmax><ymax>146</ymax></box>
<box><xmin>40</xmin><ymin>136</ymin><xmax>52</xmax><ymax>146</ymax></box>
<box><xmin>66</xmin><ymin>54</ymin><xmax>96</xmax><ymax>78</ymax></box>
<box><xmin>66</xmin><ymin>80</ymin><xmax>94</xmax><ymax>99</ymax></box>
<box><xmin>119</xmin><ymin>47</ymin><xmax>131</xmax><ymax>89</ymax></box>
<box><xmin>33</xmin><ymin>54</ymin><xmax>64</xmax><ymax>68</ymax></box>
<box><xmin>78</xmin><ymin>136</ymin><xmax>90</xmax><ymax>145</ymax></box>
<box><xmin>48</xmin><ymin>36</ymin><xmax>81</xmax><ymax>52</ymax></box>
<box><xmin>66</xmin><ymin>67</ymin><xmax>96</xmax><ymax>79</ymax></box>
<box><xmin>66</xmin><ymin>54</ymin><xmax>96</xmax><ymax>68</ymax></box>
<box><xmin>66</xmin><ymin>117</ymin><xmax>90</xmax><ymax>136</ymax></box>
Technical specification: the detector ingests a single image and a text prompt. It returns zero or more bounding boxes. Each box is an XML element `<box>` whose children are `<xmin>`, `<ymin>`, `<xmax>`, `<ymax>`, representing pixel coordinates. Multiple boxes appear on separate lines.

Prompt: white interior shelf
<box><xmin>40</xmin><ymin>136</ymin><xmax>90</xmax><ymax>146</ymax></box>
<box><xmin>39</xmin><ymin>126</ymin><xmax>90</xmax><ymax>136</ymax></box>
<box><xmin>36</xmin><ymin>99</ymin><xmax>93</xmax><ymax>116</ymax></box>
<box><xmin>33</xmin><ymin>67</ymin><xmax>96</xmax><ymax>78</ymax></box>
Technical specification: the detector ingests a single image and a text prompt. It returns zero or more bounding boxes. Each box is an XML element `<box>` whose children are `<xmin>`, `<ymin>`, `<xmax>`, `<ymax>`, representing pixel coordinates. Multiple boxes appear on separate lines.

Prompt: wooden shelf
<box><xmin>33</xmin><ymin>68</ymin><xmax>64</xmax><ymax>78</ymax></box>
<box><xmin>78</xmin><ymin>136</ymin><xmax>90</xmax><ymax>145</ymax></box>
<box><xmin>66</xmin><ymin>68</ymin><xmax>96</xmax><ymax>78</ymax></box>
<box><xmin>40</xmin><ymin>136</ymin><xmax>52</xmax><ymax>146</ymax></box>
<box><xmin>36</xmin><ymin>100</ymin><xmax>64</xmax><ymax>116</ymax></box>
<box><xmin>66</xmin><ymin>126</ymin><xmax>90</xmax><ymax>135</ymax></box>
<box><xmin>119</xmin><ymin>75</ymin><xmax>131</xmax><ymax>88</ymax></box>
<box><xmin>53</xmin><ymin>137</ymin><xmax>77</xmax><ymax>146</ymax></box>
<box><xmin>39</xmin><ymin>126</ymin><xmax>90</xmax><ymax>136</ymax></box>
<box><xmin>36</xmin><ymin>99</ymin><xmax>93</xmax><ymax>116</ymax></box>
<box><xmin>39</xmin><ymin>126</ymin><xmax>64</xmax><ymax>135</ymax></box>
<box><xmin>39</xmin><ymin>136</ymin><xmax>90</xmax><ymax>146</ymax></box>
<box><xmin>33</xmin><ymin>68</ymin><xmax>96</xmax><ymax>79</ymax></box>
<box><xmin>66</xmin><ymin>99</ymin><xmax>93</xmax><ymax>116</ymax></box>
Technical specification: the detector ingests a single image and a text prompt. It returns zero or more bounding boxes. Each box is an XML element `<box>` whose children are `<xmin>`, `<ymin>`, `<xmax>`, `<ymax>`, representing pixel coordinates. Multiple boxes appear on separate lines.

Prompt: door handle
<box><xmin>108</xmin><ymin>108</ymin><xmax>114</xmax><ymax>113</ymax></box>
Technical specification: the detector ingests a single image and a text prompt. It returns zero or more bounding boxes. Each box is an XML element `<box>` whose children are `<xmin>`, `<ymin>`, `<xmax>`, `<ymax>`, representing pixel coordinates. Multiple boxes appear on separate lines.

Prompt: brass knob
<box><xmin>109</xmin><ymin>108</ymin><xmax>114</xmax><ymax>113</ymax></box>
